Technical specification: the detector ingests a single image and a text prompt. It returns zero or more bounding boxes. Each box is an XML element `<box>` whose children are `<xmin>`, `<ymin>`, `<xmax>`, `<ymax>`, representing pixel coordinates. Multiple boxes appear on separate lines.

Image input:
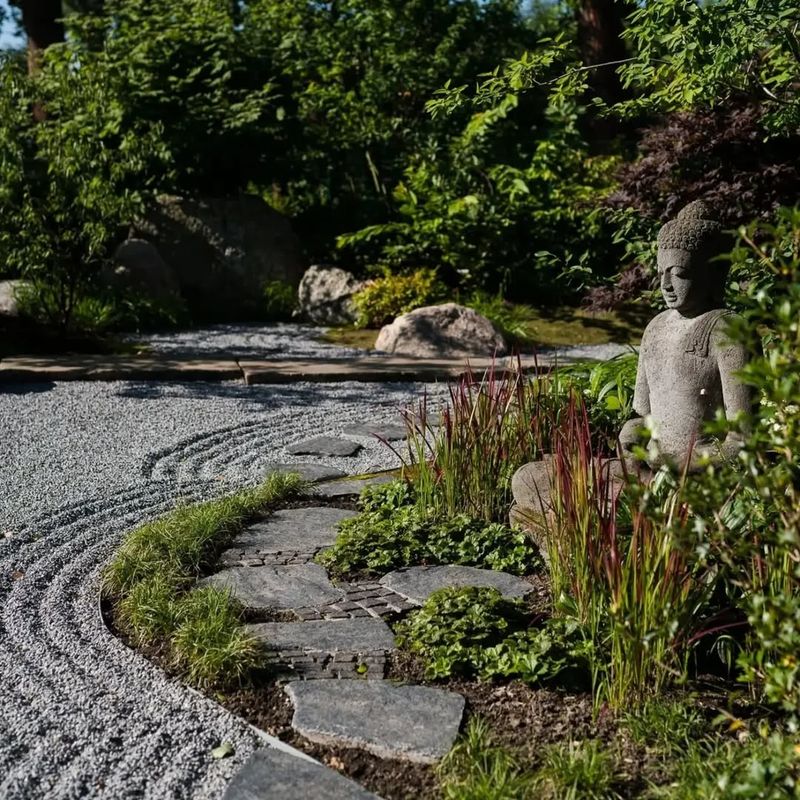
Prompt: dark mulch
<box><xmin>221</xmin><ymin>683</ymin><xmax>440</xmax><ymax>800</ymax></box>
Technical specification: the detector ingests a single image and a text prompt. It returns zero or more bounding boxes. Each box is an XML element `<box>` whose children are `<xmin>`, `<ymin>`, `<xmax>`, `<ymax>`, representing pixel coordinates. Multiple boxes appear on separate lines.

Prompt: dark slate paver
<box><xmin>200</xmin><ymin>564</ymin><xmax>344</xmax><ymax>610</ymax></box>
<box><xmin>286</xmin><ymin>436</ymin><xmax>363</xmax><ymax>457</ymax></box>
<box><xmin>312</xmin><ymin>474</ymin><xmax>395</xmax><ymax>498</ymax></box>
<box><xmin>286</xmin><ymin>681</ymin><xmax>465</xmax><ymax>763</ymax></box>
<box><xmin>341</xmin><ymin>422</ymin><xmax>408</xmax><ymax>441</ymax></box>
<box><xmin>223</xmin><ymin>746</ymin><xmax>380</xmax><ymax>800</ymax></box>
<box><xmin>230</xmin><ymin>507</ymin><xmax>355</xmax><ymax>554</ymax></box>
<box><xmin>265</xmin><ymin>462</ymin><xmax>348</xmax><ymax>482</ymax></box>
<box><xmin>379</xmin><ymin>565</ymin><xmax>532</xmax><ymax>605</ymax></box>
<box><xmin>247</xmin><ymin>618</ymin><xmax>396</xmax><ymax>653</ymax></box>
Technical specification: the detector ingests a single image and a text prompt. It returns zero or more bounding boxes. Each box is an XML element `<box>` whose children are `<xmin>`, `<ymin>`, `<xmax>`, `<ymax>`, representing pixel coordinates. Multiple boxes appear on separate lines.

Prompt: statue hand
<box><xmin>618</xmin><ymin>417</ymin><xmax>646</xmax><ymax>452</ymax></box>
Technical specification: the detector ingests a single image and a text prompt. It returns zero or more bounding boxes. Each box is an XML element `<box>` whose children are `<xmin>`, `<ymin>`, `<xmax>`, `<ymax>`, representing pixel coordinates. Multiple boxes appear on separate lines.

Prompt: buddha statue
<box><xmin>618</xmin><ymin>200</ymin><xmax>752</xmax><ymax>467</ymax></box>
<box><xmin>510</xmin><ymin>200</ymin><xmax>753</xmax><ymax>528</ymax></box>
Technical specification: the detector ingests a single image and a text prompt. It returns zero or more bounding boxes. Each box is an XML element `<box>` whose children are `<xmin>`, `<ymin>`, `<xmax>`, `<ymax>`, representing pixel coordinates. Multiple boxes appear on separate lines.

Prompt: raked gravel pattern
<box><xmin>0</xmin><ymin>379</ymin><xmax>441</xmax><ymax>799</ymax></box>
<box><xmin>124</xmin><ymin>323</ymin><xmax>377</xmax><ymax>359</ymax></box>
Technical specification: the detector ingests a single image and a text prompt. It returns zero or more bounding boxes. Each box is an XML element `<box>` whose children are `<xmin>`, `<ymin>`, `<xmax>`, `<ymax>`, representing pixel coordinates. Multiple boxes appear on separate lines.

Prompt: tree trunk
<box><xmin>20</xmin><ymin>0</ymin><xmax>65</xmax><ymax>75</ymax></box>
<box><xmin>575</xmin><ymin>0</ymin><xmax>632</xmax><ymax>144</ymax></box>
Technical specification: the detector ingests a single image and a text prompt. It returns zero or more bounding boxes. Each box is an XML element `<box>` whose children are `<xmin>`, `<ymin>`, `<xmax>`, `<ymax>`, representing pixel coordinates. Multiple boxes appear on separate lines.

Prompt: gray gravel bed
<box><xmin>125</xmin><ymin>323</ymin><xmax>376</xmax><ymax>359</ymax></box>
<box><xmin>0</xmin><ymin>379</ymin><xmax>442</xmax><ymax>799</ymax></box>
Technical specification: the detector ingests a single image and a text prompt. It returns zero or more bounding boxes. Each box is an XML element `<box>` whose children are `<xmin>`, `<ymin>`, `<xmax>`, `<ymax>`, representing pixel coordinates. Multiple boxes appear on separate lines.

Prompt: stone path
<box><xmin>195</xmin><ymin>490</ymin><xmax>544</xmax><ymax>790</ymax></box>
<box><xmin>0</xmin><ymin>380</ymin><xmax>445</xmax><ymax>799</ymax></box>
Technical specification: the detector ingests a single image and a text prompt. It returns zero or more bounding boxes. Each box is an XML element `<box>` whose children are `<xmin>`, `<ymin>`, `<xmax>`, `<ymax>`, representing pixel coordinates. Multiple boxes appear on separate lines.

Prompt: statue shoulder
<box><xmin>641</xmin><ymin>310</ymin><xmax>671</xmax><ymax>343</ymax></box>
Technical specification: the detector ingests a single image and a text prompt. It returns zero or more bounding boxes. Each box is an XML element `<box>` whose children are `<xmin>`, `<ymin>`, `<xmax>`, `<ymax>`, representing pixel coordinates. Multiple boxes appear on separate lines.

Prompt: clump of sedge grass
<box><xmin>438</xmin><ymin>717</ymin><xmax>535</xmax><ymax>800</ymax></box>
<box><xmin>105</xmin><ymin>471</ymin><xmax>304</xmax><ymax>687</ymax></box>
<box><xmin>533</xmin><ymin>739</ymin><xmax>622</xmax><ymax>800</ymax></box>
<box><xmin>546</xmin><ymin>395</ymin><xmax>718</xmax><ymax>708</ymax></box>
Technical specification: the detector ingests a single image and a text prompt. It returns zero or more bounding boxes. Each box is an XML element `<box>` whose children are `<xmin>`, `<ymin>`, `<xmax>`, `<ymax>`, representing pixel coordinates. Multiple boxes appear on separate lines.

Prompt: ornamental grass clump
<box><xmin>104</xmin><ymin>471</ymin><xmax>304</xmax><ymax>687</ymax></box>
<box><xmin>546</xmin><ymin>396</ymin><xmax>718</xmax><ymax>708</ymax></box>
<box><xmin>400</xmin><ymin>359</ymin><xmax>555</xmax><ymax>522</ymax></box>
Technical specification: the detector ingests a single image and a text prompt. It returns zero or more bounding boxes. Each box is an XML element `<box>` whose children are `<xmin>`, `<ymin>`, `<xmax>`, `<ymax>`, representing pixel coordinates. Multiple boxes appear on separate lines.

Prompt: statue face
<box><xmin>657</xmin><ymin>248</ymin><xmax>704</xmax><ymax>313</ymax></box>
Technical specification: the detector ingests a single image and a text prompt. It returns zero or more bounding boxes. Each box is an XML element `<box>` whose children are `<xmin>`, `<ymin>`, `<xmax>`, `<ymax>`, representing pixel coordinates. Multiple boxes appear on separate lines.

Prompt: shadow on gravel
<box><xmin>0</xmin><ymin>381</ymin><xmax>56</xmax><ymax>395</ymax></box>
<box><xmin>113</xmin><ymin>380</ymin><xmax>421</xmax><ymax>408</ymax></box>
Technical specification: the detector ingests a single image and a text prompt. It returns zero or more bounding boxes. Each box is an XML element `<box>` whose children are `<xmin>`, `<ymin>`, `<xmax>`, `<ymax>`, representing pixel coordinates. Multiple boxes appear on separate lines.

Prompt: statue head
<box><xmin>656</xmin><ymin>201</ymin><xmax>727</xmax><ymax>315</ymax></box>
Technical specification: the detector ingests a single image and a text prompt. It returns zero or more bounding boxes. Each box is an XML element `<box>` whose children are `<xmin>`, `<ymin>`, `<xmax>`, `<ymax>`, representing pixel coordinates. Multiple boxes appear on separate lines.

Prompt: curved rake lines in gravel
<box><xmin>0</xmin><ymin>482</ymin><xmax>260</xmax><ymax>800</ymax></box>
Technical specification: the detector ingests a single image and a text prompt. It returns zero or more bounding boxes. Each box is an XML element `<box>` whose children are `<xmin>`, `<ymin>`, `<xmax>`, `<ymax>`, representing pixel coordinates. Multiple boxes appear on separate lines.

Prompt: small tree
<box><xmin>0</xmin><ymin>55</ymin><xmax>165</xmax><ymax>330</ymax></box>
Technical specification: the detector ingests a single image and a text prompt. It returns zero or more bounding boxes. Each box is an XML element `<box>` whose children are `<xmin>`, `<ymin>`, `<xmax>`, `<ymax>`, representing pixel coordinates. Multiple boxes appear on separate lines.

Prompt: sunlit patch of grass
<box><xmin>105</xmin><ymin>471</ymin><xmax>304</xmax><ymax>686</ymax></box>
<box><xmin>171</xmin><ymin>587</ymin><xmax>260</xmax><ymax>689</ymax></box>
<box><xmin>438</xmin><ymin>717</ymin><xmax>535</xmax><ymax>800</ymax></box>
<box><xmin>533</xmin><ymin>739</ymin><xmax>622</xmax><ymax>800</ymax></box>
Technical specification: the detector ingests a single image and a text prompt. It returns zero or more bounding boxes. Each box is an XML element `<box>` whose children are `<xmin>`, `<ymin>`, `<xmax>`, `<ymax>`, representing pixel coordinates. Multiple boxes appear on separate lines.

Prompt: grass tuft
<box><xmin>533</xmin><ymin>739</ymin><xmax>622</xmax><ymax>800</ymax></box>
<box><xmin>105</xmin><ymin>471</ymin><xmax>304</xmax><ymax>687</ymax></box>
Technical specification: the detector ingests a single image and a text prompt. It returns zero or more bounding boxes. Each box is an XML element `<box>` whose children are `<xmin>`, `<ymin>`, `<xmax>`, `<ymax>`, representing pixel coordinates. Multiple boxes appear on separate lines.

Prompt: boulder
<box><xmin>135</xmin><ymin>194</ymin><xmax>304</xmax><ymax>319</ymax></box>
<box><xmin>375</xmin><ymin>303</ymin><xmax>507</xmax><ymax>358</ymax></box>
<box><xmin>104</xmin><ymin>239</ymin><xmax>181</xmax><ymax>303</ymax></box>
<box><xmin>0</xmin><ymin>280</ymin><xmax>30</xmax><ymax>317</ymax></box>
<box><xmin>297</xmin><ymin>265</ymin><xmax>365</xmax><ymax>325</ymax></box>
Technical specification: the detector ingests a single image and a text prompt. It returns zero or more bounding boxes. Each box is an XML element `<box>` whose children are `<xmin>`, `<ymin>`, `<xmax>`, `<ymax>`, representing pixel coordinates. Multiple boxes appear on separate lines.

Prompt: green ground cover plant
<box><xmin>104</xmin><ymin>472</ymin><xmax>304</xmax><ymax>687</ymax></box>
<box><xmin>395</xmin><ymin>586</ymin><xmax>590</xmax><ymax>684</ymax></box>
<box><xmin>317</xmin><ymin>481</ymin><xmax>538</xmax><ymax>579</ymax></box>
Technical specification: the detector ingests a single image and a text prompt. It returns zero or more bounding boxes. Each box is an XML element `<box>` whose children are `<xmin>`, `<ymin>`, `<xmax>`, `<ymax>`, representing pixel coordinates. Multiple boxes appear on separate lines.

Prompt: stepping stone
<box><xmin>286</xmin><ymin>436</ymin><xmax>363</xmax><ymax>457</ymax></box>
<box><xmin>223</xmin><ymin>746</ymin><xmax>379</xmax><ymax>800</ymax></box>
<box><xmin>230</xmin><ymin>507</ymin><xmax>355</xmax><ymax>553</ymax></box>
<box><xmin>247</xmin><ymin>618</ymin><xmax>396</xmax><ymax>653</ymax></box>
<box><xmin>341</xmin><ymin>422</ymin><xmax>408</xmax><ymax>441</ymax></box>
<box><xmin>265</xmin><ymin>462</ymin><xmax>347</xmax><ymax>483</ymax></box>
<box><xmin>379</xmin><ymin>565</ymin><xmax>532</xmax><ymax>606</ymax></box>
<box><xmin>312</xmin><ymin>474</ymin><xmax>395</xmax><ymax>498</ymax></box>
<box><xmin>200</xmin><ymin>564</ymin><xmax>343</xmax><ymax>610</ymax></box>
<box><xmin>286</xmin><ymin>681</ymin><xmax>465</xmax><ymax>763</ymax></box>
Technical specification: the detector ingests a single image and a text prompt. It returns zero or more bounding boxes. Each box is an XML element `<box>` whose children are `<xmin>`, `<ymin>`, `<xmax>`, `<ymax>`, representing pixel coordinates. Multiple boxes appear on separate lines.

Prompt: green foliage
<box><xmin>462</xmin><ymin>292</ymin><xmax>537</xmax><ymax>346</ymax></box>
<box><xmin>261</xmin><ymin>280</ymin><xmax>297</xmax><ymax>322</ymax></box>
<box><xmin>438</xmin><ymin>717</ymin><xmax>536</xmax><ymax>800</ymax></box>
<box><xmin>171</xmin><ymin>587</ymin><xmax>261</xmax><ymax>689</ymax></box>
<box><xmin>317</xmin><ymin>481</ymin><xmax>538</xmax><ymax>579</ymax></box>
<box><xmin>533</xmin><ymin>740</ymin><xmax>622</xmax><ymax>800</ymax></box>
<box><xmin>395</xmin><ymin>587</ymin><xmax>589</xmax><ymax>683</ymax></box>
<box><xmin>104</xmin><ymin>472</ymin><xmax>303</xmax><ymax>686</ymax></box>
<box><xmin>0</xmin><ymin>56</ymin><xmax>164</xmax><ymax>329</ymax></box>
<box><xmin>617</xmin><ymin>1</ymin><xmax>800</xmax><ymax>133</ymax></box>
<box><xmin>245</xmin><ymin>0</ymin><xmax>535</xmax><ymax>258</ymax></box>
<box><xmin>351</xmin><ymin>267</ymin><xmax>445</xmax><ymax>328</ymax></box>
<box><xmin>340</xmin><ymin>102</ymin><xmax>622</xmax><ymax>302</ymax></box>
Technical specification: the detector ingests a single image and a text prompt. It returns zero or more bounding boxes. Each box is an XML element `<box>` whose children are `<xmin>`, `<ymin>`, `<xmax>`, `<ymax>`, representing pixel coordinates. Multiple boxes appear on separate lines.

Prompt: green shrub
<box><xmin>171</xmin><ymin>587</ymin><xmax>260</xmax><ymax>689</ymax></box>
<box><xmin>261</xmin><ymin>280</ymin><xmax>297</xmax><ymax>322</ymax></box>
<box><xmin>317</xmin><ymin>482</ymin><xmax>539</xmax><ymax>579</ymax></box>
<box><xmin>396</xmin><ymin>587</ymin><xmax>590</xmax><ymax>683</ymax></box>
<box><xmin>352</xmin><ymin>267</ymin><xmax>445</xmax><ymax>328</ymax></box>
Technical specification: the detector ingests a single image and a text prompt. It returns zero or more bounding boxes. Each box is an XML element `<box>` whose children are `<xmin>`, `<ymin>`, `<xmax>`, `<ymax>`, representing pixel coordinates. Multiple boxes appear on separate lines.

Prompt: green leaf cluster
<box><xmin>316</xmin><ymin>480</ymin><xmax>539</xmax><ymax>579</ymax></box>
<box><xmin>351</xmin><ymin>267</ymin><xmax>445</xmax><ymax>328</ymax></box>
<box><xmin>395</xmin><ymin>586</ymin><xmax>590</xmax><ymax>683</ymax></box>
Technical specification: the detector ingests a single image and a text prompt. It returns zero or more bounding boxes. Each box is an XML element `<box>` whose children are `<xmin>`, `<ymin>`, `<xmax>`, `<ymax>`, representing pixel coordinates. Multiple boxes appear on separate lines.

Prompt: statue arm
<box><xmin>713</xmin><ymin>322</ymin><xmax>754</xmax><ymax>459</ymax></box>
<box><xmin>619</xmin><ymin>349</ymin><xmax>650</xmax><ymax>451</ymax></box>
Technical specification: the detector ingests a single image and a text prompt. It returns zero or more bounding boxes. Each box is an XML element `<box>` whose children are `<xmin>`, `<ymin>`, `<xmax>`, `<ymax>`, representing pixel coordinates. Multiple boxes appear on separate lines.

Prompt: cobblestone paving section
<box><xmin>0</xmin><ymin>379</ymin><xmax>438</xmax><ymax>799</ymax></box>
<box><xmin>295</xmin><ymin>584</ymin><xmax>416</xmax><ymax>621</ymax></box>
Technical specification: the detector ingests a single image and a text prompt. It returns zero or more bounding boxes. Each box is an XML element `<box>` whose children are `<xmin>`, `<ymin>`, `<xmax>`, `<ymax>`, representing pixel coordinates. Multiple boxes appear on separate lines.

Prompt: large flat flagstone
<box><xmin>312</xmin><ymin>474</ymin><xmax>395</xmax><ymax>498</ymax></box>
<box><xmin>286</xmin><ymin>436</ymin><xmax>362</xmax><ymax>457</ymax></box>
<box><xmin>379</xmin><ymin>565</ymin><xmax>532</xmax><ymax>606</ymax></box>
<box><xmin>223</xmin><ymin>746</ymin><xmax>379</xmax><ymax>800</ymax></box>
<box><xmin>247</xmin><ymin>618</ymin><xmax>396</xmax><ymax>653</ymax></box>
<box><xmin>286</xmin><ymin>681</ymin><xmax>465</xmax><ymax>763</ymax></box>
<box><xmin>341</xmin><ymin>422</ymin><xmax>408</xmax><ymax>441</ymax></box>
<box><xmin>200</xmin><ymin>564</ymin><xmax>343</xmax><ymax>610</ymax></box>
<box><xmin>231</xmin><ymin>507</ymin><xmax>355</xmax><ymax>553</ymax></box>
<box><xmin>264</xmin><ymin>462</ymin><xmax>347</xmax><ymax>483</ymax></box>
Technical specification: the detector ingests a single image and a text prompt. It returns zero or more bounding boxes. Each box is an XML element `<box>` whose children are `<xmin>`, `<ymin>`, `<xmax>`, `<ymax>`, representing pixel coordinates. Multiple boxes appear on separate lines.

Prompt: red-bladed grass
<box><xmin>546</xmin><ymin>395</ymin><xmax>719</xmax><ymax>708</ymax></box>
<box><xmin>398</xmin><ymin>356</ymin><xmax>564</xmax><ymax>523</ymax></box>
